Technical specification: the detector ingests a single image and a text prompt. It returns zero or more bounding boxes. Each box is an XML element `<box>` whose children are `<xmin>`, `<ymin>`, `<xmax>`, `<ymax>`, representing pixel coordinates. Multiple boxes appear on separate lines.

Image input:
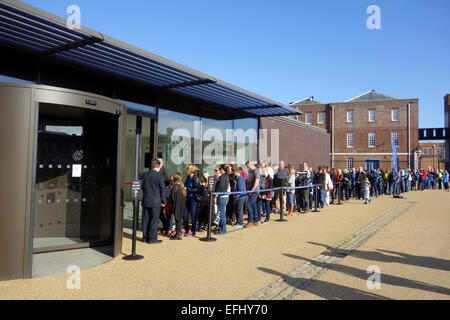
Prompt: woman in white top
<box><xmin>286</xmin><ymin>166</ymin><xmax>296</xmax><ymax>216</ymax></box>
<box><xmin>325</xmin><ymin>167</ymin><xmax>333</xmax><ymax>206</ymax></box>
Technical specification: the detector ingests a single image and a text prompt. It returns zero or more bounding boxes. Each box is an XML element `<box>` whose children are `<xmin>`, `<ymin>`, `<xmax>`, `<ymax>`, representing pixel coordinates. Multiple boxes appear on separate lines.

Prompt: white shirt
<box><xmin>325</xmin><ymin>172</ymin><xmax>333</xmax><ymax>190</ymax></box>
<box><xmin>267</xmin><ymin>166</ymin><xmax>274</xmax><ymax>179</ymax></box>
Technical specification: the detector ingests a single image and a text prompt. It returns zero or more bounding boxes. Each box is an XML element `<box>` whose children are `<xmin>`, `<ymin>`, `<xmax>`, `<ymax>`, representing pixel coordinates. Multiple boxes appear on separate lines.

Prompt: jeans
<box><xmin>286</xmin><ymin>192</ymin><xmax>295</xmax><ymax>208</ymax></box>
<box><xmin>217</xmin><ymin>196</ymin><xmax>229</xmax><ymax>233</ymax></box>
<box><xmin>247</xmin><ymin>192</ymin><xmax>259</xmax><ymax>223</ymax></box>
<box><xmin>183</xmin><ymin>198</ymin><xmax>198</xmax><ymax>235</ymax></box>
<box><xmin>320</xmin><ymin>189</ymin><xmax>326</xmax><ymax>207</ymax></box>
<box><xmin>234</xmin><ymin>197</ymin><xmax>246</xmax><ymax>225</ymax></box>
<box><xmin>390</xmin><ymin>181</ymin><xmax>398</xmax><ymax>195</ymax></box>
<box><xmin>299</xmin><ymin>188</ymin><xmax>309</xmax><ymax>211</ymax></box>
<box><xmin>263</xmin><ymin>199</ymin><xmax>271</xmax><ymax>221</ymax></box>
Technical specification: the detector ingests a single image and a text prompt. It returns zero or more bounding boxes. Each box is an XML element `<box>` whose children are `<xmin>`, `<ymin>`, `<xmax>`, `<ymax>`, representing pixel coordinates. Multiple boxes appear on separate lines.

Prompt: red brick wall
<box><xmin>260</xmin><ymin>117</ymin><xmax>330</xmax><ymax>169</ymax></box>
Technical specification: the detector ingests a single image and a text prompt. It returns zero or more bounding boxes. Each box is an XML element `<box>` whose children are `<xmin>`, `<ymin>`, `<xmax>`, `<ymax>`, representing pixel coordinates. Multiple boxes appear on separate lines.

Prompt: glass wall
<box><xmin>157</xmin><ymin>108</ymin><xmax>258</xmax><ymax>179</ymax></box>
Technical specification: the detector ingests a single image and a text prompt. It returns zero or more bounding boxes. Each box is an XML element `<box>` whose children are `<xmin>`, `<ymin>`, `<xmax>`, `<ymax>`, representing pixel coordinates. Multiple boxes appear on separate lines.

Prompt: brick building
<box><xmin>445</xmin><ymin>94</ymin><xmax>450</xmax><ymax>171</ymax></box>
<box><xmin>288</xmin><ymin>90</ymin><xmax>419</xmax><ymax>171</ymax></box>
<box><xmin>418</xmin><ymin>142</ymin><xmax>445</xmax><ymax>171</ymax></box>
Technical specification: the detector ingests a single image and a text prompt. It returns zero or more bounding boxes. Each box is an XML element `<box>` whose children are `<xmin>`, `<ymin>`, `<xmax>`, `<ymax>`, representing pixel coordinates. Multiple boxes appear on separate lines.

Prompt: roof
<box><xmin>345</xmin><ymin>90</ymin><xmax>398</xmax><ymax>102</ymax></box>
<box><xmin>0</xmin><ymin>0</ymin><xmax>300</xmax><ymax>118</ymax></box>
<box><xmin>289</xmin><ymin>96</ymin><xmax>324</xmax><ymax>106</ymax></box>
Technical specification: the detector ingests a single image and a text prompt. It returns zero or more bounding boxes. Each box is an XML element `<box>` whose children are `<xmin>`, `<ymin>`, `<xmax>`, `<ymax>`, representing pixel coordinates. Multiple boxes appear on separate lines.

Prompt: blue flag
<box><xmin>392</xmin><ymin>138</ymin><xmax>398</xmax><ymax>175</ymax></box>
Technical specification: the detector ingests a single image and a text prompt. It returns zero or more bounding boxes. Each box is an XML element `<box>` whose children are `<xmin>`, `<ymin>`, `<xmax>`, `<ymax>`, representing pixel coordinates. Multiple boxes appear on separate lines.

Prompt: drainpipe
<box><xmin>407</xmin><ymin>102</ymin><xmax>411</xmax><ymax>169</ymax></box>
<box><xmin>330</xmin><ymin>104</ymin><xmax>335</xmax><ymax>168</ymax></box>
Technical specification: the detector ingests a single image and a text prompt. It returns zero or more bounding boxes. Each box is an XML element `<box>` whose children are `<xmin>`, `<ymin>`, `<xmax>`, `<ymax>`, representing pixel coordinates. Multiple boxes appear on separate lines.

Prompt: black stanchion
<box><xmin>124</xmin><ymin>116</ymin><xmax>144</xmax><ymax>261</ymax></box>
<box><xmin>336</xmin><ymin>182</ymin><xmax>343</xmax><ymax>205</ymax></box>
<box><xmin>312</xmin><ymin>184</ymin><xmax>320</xmax><ymax>212</ymax></box>
<box><xmin>200</xmin><ymin>177</ymin><xmax>217</xmax><ymax>242</ymax></box>
<box><xmin>276</xmin><ymin>187</ymin><xmax>287</xmax><ymax>222</ymax></box>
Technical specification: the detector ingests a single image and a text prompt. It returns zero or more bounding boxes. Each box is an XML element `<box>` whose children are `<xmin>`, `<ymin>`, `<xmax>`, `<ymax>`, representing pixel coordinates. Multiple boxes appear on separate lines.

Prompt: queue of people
<box><xmin>139</xmin><ymin>158</ymin><xmax>449</xmax><ymax>243</ymax></box>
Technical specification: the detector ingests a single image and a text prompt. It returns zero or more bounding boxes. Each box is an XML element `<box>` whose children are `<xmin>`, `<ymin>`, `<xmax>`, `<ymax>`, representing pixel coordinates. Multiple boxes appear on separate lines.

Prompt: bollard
<box><xmin>200</xmin><ymin>177</ymin><xmax>217</xmax><ymax>242</ymax></box>
<box><xmin>312</xmin><ymin>184</ymin><xmax>320</xmax><ymax>212</ymax></box>
<box><xmin>276</xmin><ymin>187</ymin><xmax>287</xmax><ymax>222</ymax></box>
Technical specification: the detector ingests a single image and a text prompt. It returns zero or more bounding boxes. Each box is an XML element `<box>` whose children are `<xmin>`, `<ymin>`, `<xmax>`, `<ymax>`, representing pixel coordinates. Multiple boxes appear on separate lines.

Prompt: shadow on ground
<box><xmin>307</xmin><ymin>241</ymin><xmax>450</xmax><ymax>272</ymax></box>
<box><xmin>257</xmin><ymin>267</ymin><xmax>392</xmax><ymax>300</ymax></box>
<box><xmin>280</xmin><ymin>251</ymin><xmax>450</xmax><ymax>297</ymax></box>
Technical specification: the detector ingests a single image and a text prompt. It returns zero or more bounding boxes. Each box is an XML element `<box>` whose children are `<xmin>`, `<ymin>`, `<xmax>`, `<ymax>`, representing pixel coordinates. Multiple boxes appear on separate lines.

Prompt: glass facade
<box><xmin>157</xmin><ymin>108</ymin><xmax>258</xmax><ymax>180</ymax></box>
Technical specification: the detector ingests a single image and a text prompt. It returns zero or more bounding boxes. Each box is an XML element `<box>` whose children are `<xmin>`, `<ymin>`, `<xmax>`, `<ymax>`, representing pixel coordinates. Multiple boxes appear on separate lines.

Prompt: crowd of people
<box><xmin>139</xmin><ymin>158</ymin><xmax>449</xmax><ymax>243</ymax></box>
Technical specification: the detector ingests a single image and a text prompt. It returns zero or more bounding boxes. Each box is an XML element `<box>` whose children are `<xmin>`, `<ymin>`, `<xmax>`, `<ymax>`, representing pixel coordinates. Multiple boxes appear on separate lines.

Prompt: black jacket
<box><xmin>170</xmin><ymin>184</ymin><xmax>186</xmax><ymax>220</ymax></box>
<box><xmin>215</xmin><ymin>174</ymin><xmax>230</xmax><ymax>194</ymax></box>
<box><xmin>140</xmin><ymin>169</ymin><xmax>167</xmax><ymax>208</ymax></box>
<box><xmin>160</xmin><ymin>166</ymin><xmax>172</xmax><ymax>186</ymax></box>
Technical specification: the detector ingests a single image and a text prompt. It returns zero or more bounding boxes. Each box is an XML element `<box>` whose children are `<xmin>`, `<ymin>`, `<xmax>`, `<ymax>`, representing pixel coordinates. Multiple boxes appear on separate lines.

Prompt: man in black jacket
<box><xmin>158</xmin><ymin>158</ymin><xmax>172</xmax><ymax>234</ymax></box>
<box><xmin>140</xmin><ymin>159</ymin><xmax>167</xmax><ymax>244</ymax></box>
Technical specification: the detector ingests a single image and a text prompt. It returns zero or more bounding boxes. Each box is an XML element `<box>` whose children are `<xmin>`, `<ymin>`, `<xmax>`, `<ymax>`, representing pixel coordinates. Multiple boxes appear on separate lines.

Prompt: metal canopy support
<box><xmin>39</xmin><ymin>35</ymin><xmax>104</xmax><ymax>57</ymax></box>
<box><xmin>158</xmin><ymin>78</ymin><xmax>216</xmax><ymax>90</ymax></box>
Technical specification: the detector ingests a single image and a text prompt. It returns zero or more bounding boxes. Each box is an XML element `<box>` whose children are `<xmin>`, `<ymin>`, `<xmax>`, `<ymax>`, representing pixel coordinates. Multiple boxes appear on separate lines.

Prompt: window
<box><xmin>423</xmin><ymin>148</ymin><xmax>432</xmax><ymax>156</ymax></box>
<box><xmin>436</xmin><ymin>148</ymin><xmax>444</xmax><ymax>155</ymax></box>
<box><xmin>305</xmin><ymin>113</ymin><xmax>312</xmax><ymax>124</ymax></box>
<box><xmin>317</xmin><ymin>112</ymin><xmax>325</xmax><ymax>124</ymax></box>
<box><xmin>346</xmin><ymin>158</ymin><xmax>354</xmax><ymax>171</ymax></box>
<box><xmin>368</xmin><ymin>133</ymin><xmax>376</xmax><ymax>148</ymax></box>
<box><xmin>368</xmin><ymin>110</ymin><xmax>376</xmax><ymax>122</ymax></box>
<box><xmin>391</xmin><ymin>109</ymin><xmax>399</xmax><ymax>121</ymax></box>
<box><xmin>347</xmin><ymin>111</ymin><xmax>354</xmax><ymax>123</ymax></box>
<box><xmin>391</xmin><ymin>132</ymin><xmax>399</xmax><ymax>147</ymax></box>
<box><xmin>346</xmin><ymin>133</ymin><xmax>354</xmax><ymax>148</ymax></box>
<box><xmin>288</xmin><ymin>115</ymin><xmax>297</xmax><ymax>120</ymax></box>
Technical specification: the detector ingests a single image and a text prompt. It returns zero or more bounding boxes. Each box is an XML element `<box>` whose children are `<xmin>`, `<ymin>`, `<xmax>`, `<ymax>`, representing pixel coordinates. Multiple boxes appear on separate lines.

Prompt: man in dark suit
<box><xmin>157</xmin><ymin>158</ymin><xmax>172</xmax><ymax>234</ymax></box>
<box><xmin>141</xmin><ymin>159</ymin><xmax>167</xmax><ymax>244</ymax></box>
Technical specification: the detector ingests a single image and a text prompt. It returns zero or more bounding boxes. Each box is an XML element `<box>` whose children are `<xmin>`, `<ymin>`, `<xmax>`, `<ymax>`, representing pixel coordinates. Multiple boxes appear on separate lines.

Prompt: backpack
<box><xmin>388</xmin><ymin>172</ymin><xmax>394</xmax><ymax>182</ymax></box>
<box><xmin>282</xmin><ymin>176</ymin><xmax>290</xmax><ymax>187</ymax></box>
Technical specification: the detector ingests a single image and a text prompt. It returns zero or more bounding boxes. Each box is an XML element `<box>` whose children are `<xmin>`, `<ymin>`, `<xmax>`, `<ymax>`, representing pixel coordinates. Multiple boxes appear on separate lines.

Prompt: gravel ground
<box><xmin>1</xmin><ymin>189</ymin><xmax>449</xmax><ymax>300</ymax></box>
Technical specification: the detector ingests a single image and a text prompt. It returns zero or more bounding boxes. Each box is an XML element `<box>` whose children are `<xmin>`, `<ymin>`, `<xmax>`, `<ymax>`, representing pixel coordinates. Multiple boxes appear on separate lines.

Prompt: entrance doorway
<box><xmin>33</xmin><ymin>103</ymin><xmax>118</xmax><ymax>253</ymax></box>
<box><xmin>365</xmin><ymin>159</ymin><xmax>380</xmax><ymax>170</ymax></box>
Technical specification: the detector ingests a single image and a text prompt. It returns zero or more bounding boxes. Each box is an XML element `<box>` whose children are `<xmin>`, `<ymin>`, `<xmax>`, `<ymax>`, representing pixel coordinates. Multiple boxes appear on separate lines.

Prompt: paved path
<box><xmin>1</xmin><ymin>190</ymin><xmax>449</xmax><ymax>300</ymax></box>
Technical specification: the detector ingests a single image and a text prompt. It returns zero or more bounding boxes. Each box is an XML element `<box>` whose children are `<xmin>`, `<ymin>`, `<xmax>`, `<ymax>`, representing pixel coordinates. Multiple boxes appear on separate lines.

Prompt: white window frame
<box><xmin>346</xmin><ymin>133</ymin><xmax>354</xmax><ymax>148</ymax></box>
<box><xmin>436</xmin><ymin>148</ymin><xmax>444</xmax><ymax>155</ymax></box>
<box><xmin>391</xmin><ymin>109</ymin><xmax>399</xmax><ymax>122</ymax></box>
<box><xmin>391</xmin><ymin>132</ymin><xmax>399</xmax><ymax>147</ymax></box>
<box><xmin>317</xmin><ymin>112</ymin><xmax>325</xmax><ymax>124</ymax></box>
<box><xmin>368</xmin><ymin>133</ymin><xmax>376</xmax><ymax>148</ymax></box>
<box><xmin>368</xmin><ymin>109</ymin><xmax>376</xmax><ymax>122</ymax></box>
<box><xmin>305</xmin><ymin>113</ymin><xmax>313</xmax><ymax>124</ymax></box>
<box><xmin>423</xmin><ymin>148</ymin><xmax>432</xmax><ymax>156</ymax></box>
<box><xmin>346</xmin><ymin>158</ymin><xmax>354</xmax><ymax>171</ymax></box>
<box><xmin>347</xmin><ymin>111</ymin><xmax>354</xmax><ymax>123</ymax></box>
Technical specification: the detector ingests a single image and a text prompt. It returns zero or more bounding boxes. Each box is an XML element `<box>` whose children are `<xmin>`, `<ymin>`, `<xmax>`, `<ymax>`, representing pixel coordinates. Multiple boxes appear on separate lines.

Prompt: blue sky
<box><xmin>22</xmin><ymin>0</ymin><xmax>450</xmax><ymax>128</ymax></box>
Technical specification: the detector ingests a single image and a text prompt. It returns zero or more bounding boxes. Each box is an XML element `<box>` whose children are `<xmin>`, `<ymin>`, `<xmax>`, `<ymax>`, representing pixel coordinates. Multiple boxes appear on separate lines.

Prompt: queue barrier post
<box><xmin>200</xmin><ymin>177</ymin><xmax>217</xmax><ymax>242</ymax></box>
<box><xmin>312</xmin><ymin>184</ymin><xmax>320</xmax><ymax>212</ymax></box>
